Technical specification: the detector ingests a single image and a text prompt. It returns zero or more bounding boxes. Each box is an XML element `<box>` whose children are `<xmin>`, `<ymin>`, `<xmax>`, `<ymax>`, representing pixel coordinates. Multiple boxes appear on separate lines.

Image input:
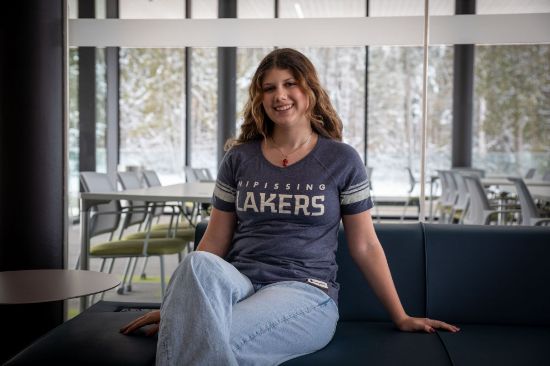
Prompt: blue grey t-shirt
<box><xmin>212</xmin><ymin>136</ymin><xmax>373</xmax><ymax>303</ymax></box>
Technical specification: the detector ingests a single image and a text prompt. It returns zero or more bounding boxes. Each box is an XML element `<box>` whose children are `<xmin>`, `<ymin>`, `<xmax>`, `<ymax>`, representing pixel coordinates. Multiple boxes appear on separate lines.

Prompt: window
<box><xmin>472</xmin><ymin>1</ymin><xmax>550</xmax><ymax>176</ymax></box>
<box><xmin>119</xmin><ymin>48</ymin><xmax>186</xmax><ymax>184</ymax></box>
<box><xmin>189</xmin><ymin>47</ymin><xmax>218</xmax><ymax>175</ymax></box>
<box><xmin>368</xmin><ymin>46</ymin><xmax>453</xmax><ymax>196</ymax></box>
<box><xmin>370</xmin><ymin>1</ymin><xmax>453</xmax><ymax>197</ymax></box>
<box><xmin>473</xmin><ymin>45</ymin><xmax>550</xmax><ymax>176</ymax></box>
<box><xmin>189</xmin><ymin>0</ymin><xmax>218</xmax><ymax>175</ymax></box>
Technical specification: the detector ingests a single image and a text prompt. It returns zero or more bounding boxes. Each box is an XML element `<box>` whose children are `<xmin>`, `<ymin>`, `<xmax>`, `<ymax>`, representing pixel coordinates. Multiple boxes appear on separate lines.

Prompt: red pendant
<box><xmin>282</xmin><ymin>158</ymin><xmax>288</xmax><ymax>167</ymax></box>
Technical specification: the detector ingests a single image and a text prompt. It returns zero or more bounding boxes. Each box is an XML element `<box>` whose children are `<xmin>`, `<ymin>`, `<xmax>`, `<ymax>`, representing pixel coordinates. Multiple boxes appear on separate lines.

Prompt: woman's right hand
<box><xmin>119</xmin><ymin>310</ymin><xmax>160</xmax><ymax>336</ymax></box>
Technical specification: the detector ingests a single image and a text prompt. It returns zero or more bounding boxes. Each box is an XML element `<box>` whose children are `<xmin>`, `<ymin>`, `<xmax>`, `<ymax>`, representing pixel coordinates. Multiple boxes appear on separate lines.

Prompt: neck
<box><xmin>271</xmin><ymin>127</ymin><xmax>314</xmax><ymax>149</ymax></box>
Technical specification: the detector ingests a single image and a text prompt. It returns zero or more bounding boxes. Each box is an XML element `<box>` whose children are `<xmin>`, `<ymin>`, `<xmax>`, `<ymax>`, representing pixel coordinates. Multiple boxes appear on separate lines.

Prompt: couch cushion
<box><xmin>282</xmin><ymin>321</ymin><xmax>452</xmax><ymax>366</ymax></box>
<box><xmin>425</xmin><ymin>224</ymin><xmax>550</xmax><ymax>325</ymax></box>
<box><xmin>438</xmin><ymin>324</ymin><xmax>550</xmax><ymax>366</ymax></box>
<box><xmin>337</xmin><ymin>224</ymin><xmax>427</xmax><ymax>321</ymax></box>
<box><xmin>5</xmin><ymin>310</ymin><xmax>158</xmax><ymax>366</ymax></box>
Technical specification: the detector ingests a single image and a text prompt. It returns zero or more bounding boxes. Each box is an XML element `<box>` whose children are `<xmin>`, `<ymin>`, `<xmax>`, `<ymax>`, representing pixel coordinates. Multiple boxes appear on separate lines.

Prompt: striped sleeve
<box><xmin>340</xmin><ymin>147</ymin><xmax>374</xmax><ymax>215</ymax></box>
<box><xmin>340</xmin><ymin>179</ymin><xmax>371</xmax><ymax>205</ymax></box>
<box><xmin>211</xmin><ymin>150</ymin><xmax>237</xmax><ymax>212</ymax></box>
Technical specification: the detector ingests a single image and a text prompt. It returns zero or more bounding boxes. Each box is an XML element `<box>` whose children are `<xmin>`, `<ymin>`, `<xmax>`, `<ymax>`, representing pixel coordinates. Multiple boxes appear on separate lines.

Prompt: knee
<box><xmin>185</xmin><ymin>250</ymin><xmax>220</xmax><ymax>266</ymax></box>
<box><xmin>178</xmin><ymin>251</ymin><xmax>222</xmax><ymax>277</ymax></box>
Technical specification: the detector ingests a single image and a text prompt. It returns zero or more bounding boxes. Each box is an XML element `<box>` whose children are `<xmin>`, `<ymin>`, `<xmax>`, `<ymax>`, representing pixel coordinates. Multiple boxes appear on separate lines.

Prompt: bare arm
<box><xmin>342</xmin><ymin>210</ymin><xmax>459</xmax><ymax>333</ymax></box>
<box><xmin>196</xmin><ymin>207</ymin><xmax>237</xmax><ymax>258</ymax></box>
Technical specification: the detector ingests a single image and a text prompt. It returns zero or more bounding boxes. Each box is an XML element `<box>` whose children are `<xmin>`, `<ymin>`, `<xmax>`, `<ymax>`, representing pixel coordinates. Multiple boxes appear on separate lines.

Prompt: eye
<box><xmin>285</xmin><ymin>81</ymin><xmax>297</xmax><ymax>87</ymax></box>
<box><xmin>262</xmin><ymin>86</ymin><xmax>275</xmax><ymax>93</ymax></box>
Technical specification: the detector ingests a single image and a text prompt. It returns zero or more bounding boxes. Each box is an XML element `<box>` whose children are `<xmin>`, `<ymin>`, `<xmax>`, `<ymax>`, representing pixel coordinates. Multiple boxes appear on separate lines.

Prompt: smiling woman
<box><xmin>119</xmin><ymin>48</ymin><xmax>458</xmax><ymax>366</ymax></box>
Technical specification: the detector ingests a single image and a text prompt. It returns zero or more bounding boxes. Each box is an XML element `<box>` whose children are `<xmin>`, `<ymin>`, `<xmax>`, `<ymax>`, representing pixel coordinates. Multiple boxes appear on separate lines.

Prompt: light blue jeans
<box><xmin>156</xmin><ymin>251</ymin><xmax>339</xmax><ymax>366</ymax></box>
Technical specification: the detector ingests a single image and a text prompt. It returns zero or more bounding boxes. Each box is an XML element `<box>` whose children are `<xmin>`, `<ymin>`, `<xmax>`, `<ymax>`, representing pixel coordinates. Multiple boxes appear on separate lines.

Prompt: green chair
<box><xmin>80</xmin><ymin>172</ymin><xmax>191</xmax><ymax>298</ymax></box>
<box><xmin>118</xmin><ymin>171</ymin><xmax>195</xmax><ymax>284</ymax></box>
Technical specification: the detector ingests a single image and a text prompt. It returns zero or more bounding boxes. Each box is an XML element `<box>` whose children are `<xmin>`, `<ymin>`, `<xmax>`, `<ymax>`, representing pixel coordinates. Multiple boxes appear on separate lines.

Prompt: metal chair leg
<box><xmin>91</xmin><ymin>258</ymin><xmax>108</xmax><ymax>304</ymax></box>
<box><xmin>117</xmin><ymin>258</ymin><xmax>133</xmax><ymax>295</ymax></box>
<box><xmin>140</xmin><ymin>257</ymin><xmax>149</xmax><ymax>279</ymax></box>
<box><xmin>101</xmin><ymin>259</ymin><xmax>116</xmax><ymax>301</ymax></box>
<box><xmin>99</xmin><ymin>258</ymin><xmax>107</xmax><ymax>272</ymax></box>
<box><xmin>107</xmin><ymin>258</ymin><xmax>115</xmax><ymax>273</ymax></box>
<box><xmin>126</xmin><ymin>257</ymin><xmax>139</xmax><ymax>292</ymax></box>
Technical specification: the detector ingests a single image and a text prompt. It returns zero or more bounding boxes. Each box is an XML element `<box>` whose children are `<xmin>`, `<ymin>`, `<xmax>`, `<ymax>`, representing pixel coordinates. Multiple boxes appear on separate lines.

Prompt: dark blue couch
<box><xmin>6</xmin><ymin>223</ymin><xmax>550</xmax><ymax>365</ymax></box>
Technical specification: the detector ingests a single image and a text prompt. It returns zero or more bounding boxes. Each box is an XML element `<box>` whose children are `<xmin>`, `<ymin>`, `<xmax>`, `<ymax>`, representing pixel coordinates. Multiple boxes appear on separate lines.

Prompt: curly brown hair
<box><xmin>226</xmin><ymin>48</ymin><xmax>343</xmax><ymax>150</ymax></box>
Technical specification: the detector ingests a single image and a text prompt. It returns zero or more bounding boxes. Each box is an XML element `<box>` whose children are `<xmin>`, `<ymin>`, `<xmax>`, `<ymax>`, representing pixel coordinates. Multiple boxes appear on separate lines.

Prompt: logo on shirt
<box><xmin>236</xmin><ymin>180</ymin><xmax>325</xmax><ymax>216</ymax></box>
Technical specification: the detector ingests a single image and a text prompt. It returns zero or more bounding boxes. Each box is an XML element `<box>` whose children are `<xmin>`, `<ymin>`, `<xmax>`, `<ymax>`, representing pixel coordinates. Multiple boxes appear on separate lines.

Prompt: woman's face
<box><xmin>261</xmin><ymin>68</ymin><xmax>310</xmax><ymax>130</ymax></box>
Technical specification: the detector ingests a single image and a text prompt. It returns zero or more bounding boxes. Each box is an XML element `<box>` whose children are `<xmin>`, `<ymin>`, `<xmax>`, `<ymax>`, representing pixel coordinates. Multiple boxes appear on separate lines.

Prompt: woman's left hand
<box><xmin>395</xmin><ymin>316</ymin><xmax>460</xmax><ymax>334</ymax></box>
<box><xmin>119</xmin><ymin>310</ymin><xmax>160</xmax><ymax>336</ymax></box>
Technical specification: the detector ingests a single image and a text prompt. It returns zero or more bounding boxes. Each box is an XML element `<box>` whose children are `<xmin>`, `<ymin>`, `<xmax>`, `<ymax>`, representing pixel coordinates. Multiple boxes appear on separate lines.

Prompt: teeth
<box><xmin>275</xmin><ymin>105</ymin><xmax>292</xmax><ymax>111</ymax></box>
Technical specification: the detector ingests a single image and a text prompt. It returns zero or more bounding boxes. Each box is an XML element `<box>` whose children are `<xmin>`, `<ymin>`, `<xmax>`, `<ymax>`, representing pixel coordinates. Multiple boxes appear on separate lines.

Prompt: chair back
<box><xmin>118</xmin><ymin>171</ymin><xmax>143</xmax><ymax>190</ymax></box>
<box><xmin>463</xmin><ymin>175</ymin><xmax>491</xmax><ymax>225</ymax></box>
<box><xmin>365</xmin><ymin>166</ymin><xmax>373</xmax><ymax>179</ymax></box>
<box><xmin>185</xmin><ymin>167</ymin><xmax>213</xmax><ymax>182</ymax></box>
<box><xmin>80</xmin><ymin>172</ymin><xmax>121</xmax><ymax>238</ymax></box>
<box><xmin>195</xmin><ymin>168</ymin><xmax>213</xmax><ymax>181</ymax></box>
<box><xmin>436</xmin><ymin>170</ymin><xmax>449</xmax><ymax>203</ymax></box>
<box><xmin>405</xmin><ymin>167</ymin><xmax>416</xmax><ymax>194</ymax></box>
<box><xmin>142</xmin><ymin>170</ymin><xmax>165</xmax><ymax>217</ymax></box>
<box><xmin>524</xmin><ymin>168</ymin><xmax>536</xmax><ymax>179</ymax></box>
<box><xmin>441</xmin><ymin>170</ymin><xmax>458</xmax><ymax>206</ymax></box>
<box><xmin>184</xmin><ymin>166</ymin><xmax>197</xmax><ymax>182</ymax></box>
<box><xmin>117</xmin><ymin>172</ymin><xmax>148</xmax><ymax>228</ymax></box>
<box><xmin>142</xmin><ymin>170</ymin><xmax>162</xmax><ymax>187</ymax></box>
<box><xmin>451</xmin><ymin>171</ymin><xmax>469</xmax><ymax>211</ymax></box>
<box><xmin>508</xmin><ymin>178</ymin><xmax>539</xmax><ymax>226</ymax></box>
<box><xmin>366</xmin><ymin>166</ymin><xmax>373</xmax><ymax>189</ymax></box>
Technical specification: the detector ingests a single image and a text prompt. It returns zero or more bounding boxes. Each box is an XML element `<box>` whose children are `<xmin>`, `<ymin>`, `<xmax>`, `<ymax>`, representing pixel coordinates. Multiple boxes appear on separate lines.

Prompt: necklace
<box><xmin>269</xmin><ymin>132</ymin><xmax>314</xmax><ymax>167</ymax></box>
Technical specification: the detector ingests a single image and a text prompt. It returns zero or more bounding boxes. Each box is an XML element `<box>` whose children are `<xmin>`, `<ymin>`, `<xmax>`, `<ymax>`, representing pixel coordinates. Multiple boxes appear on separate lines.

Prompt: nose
<box><xmin>274</xmin><ymin>86</ymin><xmax>287</xmax><ymax>101</ymax></box>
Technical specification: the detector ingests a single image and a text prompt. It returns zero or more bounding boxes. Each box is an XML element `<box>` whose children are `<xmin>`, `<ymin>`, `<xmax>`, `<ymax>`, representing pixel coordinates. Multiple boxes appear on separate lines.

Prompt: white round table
<box><xmin>0</xmin><ymin>269</ymin><xmax>120</xmax><ymax>304</ymax></box>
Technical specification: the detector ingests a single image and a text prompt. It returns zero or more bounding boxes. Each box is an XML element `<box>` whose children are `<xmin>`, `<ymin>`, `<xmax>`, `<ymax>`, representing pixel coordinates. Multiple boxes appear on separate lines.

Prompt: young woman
<box><xmin>120</xmin><ymin>48</ymin><xmax>459</xmax><ymax>366</ymax></box>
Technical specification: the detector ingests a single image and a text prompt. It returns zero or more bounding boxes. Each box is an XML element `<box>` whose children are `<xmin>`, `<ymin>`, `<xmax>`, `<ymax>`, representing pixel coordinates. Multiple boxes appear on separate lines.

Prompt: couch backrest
<box><xmin>195</xmin><ymin>222</ymin><xmax>550</xmax><ymax>326</ymax></box>
<box><xmin>424</xmin><ymin>224</ymin><xmax>550</xmax><ymax>326</ymax></box>
<box><xmin>337</xmin><ymin>224</ymin><xmax>427</xmax><ymax>321</ymax></box>
<box><xmin>194</xmin><ymin>222</ymin><xmax>428</xmax><ymax>322</ymax></box>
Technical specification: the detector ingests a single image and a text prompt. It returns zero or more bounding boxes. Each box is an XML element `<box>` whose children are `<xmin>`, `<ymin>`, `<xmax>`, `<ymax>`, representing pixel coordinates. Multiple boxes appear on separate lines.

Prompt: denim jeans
<box><xmin>156</xmin><ymin>251</ymin><xmax>339</xmax><ymax>366</ymax></box>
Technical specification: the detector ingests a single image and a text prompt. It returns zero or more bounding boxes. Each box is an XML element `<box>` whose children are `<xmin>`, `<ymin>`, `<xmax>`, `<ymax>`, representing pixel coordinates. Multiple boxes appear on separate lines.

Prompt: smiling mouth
<box><xmin>275</xmin><ymin>104</ymin><xmax>293</xmax><ymax>111</ymax></box>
